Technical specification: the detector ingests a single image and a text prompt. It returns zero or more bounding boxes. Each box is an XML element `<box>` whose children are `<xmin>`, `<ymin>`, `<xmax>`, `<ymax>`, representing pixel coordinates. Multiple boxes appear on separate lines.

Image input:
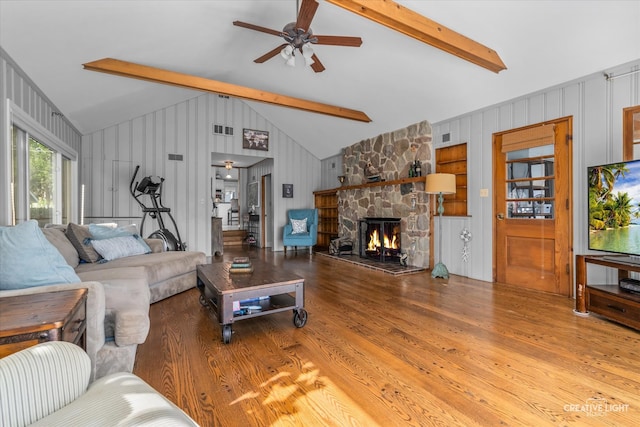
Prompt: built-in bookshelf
<box><xmin>313</xmin><ymin>189</ymin><xmax>339</xmax><ymax>250</ymax></box>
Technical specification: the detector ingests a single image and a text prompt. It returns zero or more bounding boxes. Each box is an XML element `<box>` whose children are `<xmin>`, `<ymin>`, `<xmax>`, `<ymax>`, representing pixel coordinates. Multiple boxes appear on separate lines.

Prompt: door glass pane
<box><xmin>11</xmin><ymin>126</ymin><xmax>19</xmax><ymax>225</ymax></box>
<box><xmin>61</xmin><ymin>157</ymin><xmax>72</xmax><ymax>224</ymax></box>
<box><xmin>29</xmin><ymin>137</ymin><xmax>55</xmax><ymax>227</ymax></box>
<box><xmin>506</xmin><ymin>146</ymin><xmax>555</xmax><ymax>219</ymax></box>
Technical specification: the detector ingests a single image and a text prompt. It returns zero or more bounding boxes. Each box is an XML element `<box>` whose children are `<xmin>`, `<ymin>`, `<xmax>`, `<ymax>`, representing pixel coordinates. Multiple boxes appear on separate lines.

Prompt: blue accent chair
<box><xmin>283</xmin><ymin>209</ymin><xmax>318</xmax><ymax>254</ymax></box>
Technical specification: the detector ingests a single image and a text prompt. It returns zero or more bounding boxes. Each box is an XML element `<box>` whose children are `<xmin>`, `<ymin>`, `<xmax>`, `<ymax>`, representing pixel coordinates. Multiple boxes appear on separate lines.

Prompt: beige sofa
<box><xmin>0</xmin><ymin>224</ymin><xmax>206</xmax><ymax>380</ymax></box>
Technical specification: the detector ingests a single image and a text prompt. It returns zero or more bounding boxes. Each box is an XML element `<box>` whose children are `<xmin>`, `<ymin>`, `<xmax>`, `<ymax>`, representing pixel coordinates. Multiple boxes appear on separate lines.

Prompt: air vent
<box><xmin>213</xmin><ymin>124</ymin><xmax>233</xmax><ymax>136</ymax></box>
<box><xmin>218</xmin><ymin>95</ymin><xmax>230</xmax><ymax>99</ymax></box>
<box><xmin>168</xmin><ymin>154</ymin><xmax>183</xmax><ymax>161</ymax></box>
<box><xmin>442</xmin><ymin>133</ymin><xmax>451</xmax><ymax>143</ymax></box>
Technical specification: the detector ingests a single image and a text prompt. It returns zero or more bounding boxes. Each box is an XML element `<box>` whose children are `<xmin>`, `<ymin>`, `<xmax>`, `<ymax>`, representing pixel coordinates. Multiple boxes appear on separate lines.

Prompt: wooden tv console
<box><xmin>575</xmin><ymin>255</ymin><xmax>640</xmax><ymax>330</ymax></box>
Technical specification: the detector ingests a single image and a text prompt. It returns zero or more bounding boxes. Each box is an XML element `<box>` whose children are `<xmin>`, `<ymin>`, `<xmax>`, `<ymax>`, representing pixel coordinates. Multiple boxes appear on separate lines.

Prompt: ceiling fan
<box><xmin>233</xmin><ymin>0</ymin><xmax>362</xmax><ymax>73</ymax></box>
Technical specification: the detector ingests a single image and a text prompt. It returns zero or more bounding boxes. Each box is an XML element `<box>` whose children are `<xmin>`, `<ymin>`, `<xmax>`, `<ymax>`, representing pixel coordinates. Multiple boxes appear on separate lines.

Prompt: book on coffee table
<box><xmin>229</xmin><ymin>266</ymin><xmax>254</xmax><ymax>273</ymax></box>
<box><xmin>231</xmin><ymin>257</ymin><xmax>252</xmax><ymax>269</ymax></box>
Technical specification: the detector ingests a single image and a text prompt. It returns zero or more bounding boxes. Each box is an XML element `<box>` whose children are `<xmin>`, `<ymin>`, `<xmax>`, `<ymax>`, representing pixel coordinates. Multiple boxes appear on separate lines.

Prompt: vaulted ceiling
<box><xmin>1</xmin><ymin>1</ymin><xmax>639</xmax><ymax>160</ymax></box>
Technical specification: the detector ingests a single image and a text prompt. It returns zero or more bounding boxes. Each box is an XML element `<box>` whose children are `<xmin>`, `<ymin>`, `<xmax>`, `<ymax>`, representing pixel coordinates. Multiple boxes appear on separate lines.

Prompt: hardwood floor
<box><xmin>133</xmin><ymin>249</ymin><xmax>640</xmax><ymax>426</ymax></box>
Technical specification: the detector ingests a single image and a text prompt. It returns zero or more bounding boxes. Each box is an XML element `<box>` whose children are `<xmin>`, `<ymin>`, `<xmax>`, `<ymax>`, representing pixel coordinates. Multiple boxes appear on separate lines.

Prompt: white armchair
<box><xmin>0</xmin><ymin>341</ymin><xmax>199</xmax><ymax>427</ymax></box>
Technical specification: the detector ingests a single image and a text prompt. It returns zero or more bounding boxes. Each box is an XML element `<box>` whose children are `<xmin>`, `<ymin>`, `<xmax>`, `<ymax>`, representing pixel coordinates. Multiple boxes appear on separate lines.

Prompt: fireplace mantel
<box><xmin>334</xmin><ymin>176</ymin><xmax>426</xmax><ymax>192</ymax></box>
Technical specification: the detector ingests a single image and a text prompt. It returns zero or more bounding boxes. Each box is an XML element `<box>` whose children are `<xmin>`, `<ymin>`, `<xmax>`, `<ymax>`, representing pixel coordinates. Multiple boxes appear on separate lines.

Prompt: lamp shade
<box><xmin>425</xmin><ymin>173</ymin><xmax>456</xmax><ymax>194</ymax></box>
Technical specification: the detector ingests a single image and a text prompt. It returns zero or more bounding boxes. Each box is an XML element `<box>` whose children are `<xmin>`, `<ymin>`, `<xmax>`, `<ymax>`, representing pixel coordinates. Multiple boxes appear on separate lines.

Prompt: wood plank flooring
<box><xmin>133</xmin><ymin>249</ymin><xmax>640</xmax><ymax>426</ymax></box>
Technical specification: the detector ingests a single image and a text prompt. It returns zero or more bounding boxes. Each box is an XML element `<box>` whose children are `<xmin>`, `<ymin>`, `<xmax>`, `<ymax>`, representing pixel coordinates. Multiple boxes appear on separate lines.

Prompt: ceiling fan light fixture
<box><xmin>280</xmin><ymin>44</ymin><xmax>294</xmax><ymax>60</ymax></box>
<box><xmin>286</xmin><ymin>54</ymin><xmax>296</xmax><ymax>67</ymax></box>
<box><xmin>302</xmin><ymin>43</ymin><xmax>315</xmax><ymax>66</ymax></box>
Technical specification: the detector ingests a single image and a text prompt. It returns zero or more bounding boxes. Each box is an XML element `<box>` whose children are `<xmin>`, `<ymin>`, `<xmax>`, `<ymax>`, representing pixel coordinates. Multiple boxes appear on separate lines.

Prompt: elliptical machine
<box><xmin>130</xmin><ymin>165</ymin><xmax>185</xmax><ymax>251</ymax></box>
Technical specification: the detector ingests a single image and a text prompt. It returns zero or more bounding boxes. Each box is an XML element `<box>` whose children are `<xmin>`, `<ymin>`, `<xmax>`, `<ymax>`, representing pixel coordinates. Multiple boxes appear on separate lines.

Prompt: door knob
<box><xmin>497</xmin><ymin>213</ymin><xmax>505</xmax><ymax>220</ymax></box>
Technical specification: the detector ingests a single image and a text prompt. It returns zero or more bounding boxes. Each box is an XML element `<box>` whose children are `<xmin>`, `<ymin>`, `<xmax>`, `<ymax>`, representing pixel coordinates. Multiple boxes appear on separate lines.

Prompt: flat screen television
<box><xmin>588</xmin><ymin>158</ymin><xmax>640</xmax><ymax>261</ymax></box>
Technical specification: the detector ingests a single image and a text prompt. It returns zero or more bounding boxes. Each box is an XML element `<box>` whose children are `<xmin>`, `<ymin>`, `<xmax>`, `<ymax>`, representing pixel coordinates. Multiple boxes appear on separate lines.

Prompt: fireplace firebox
<box><xmin>359</xmin><ymin>217</ymin><xmax>401</xmax><ymax>262</ymax></box>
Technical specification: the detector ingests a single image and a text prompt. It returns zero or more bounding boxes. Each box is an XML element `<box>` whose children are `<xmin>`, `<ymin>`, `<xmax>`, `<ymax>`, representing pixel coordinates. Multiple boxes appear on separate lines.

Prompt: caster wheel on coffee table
<box><xmin>293</xmin><ymin>309</ymin><xmax>308</xmax><ymax>328</ymax></box>
<box><xmin>221</xmin><ymin>324</ymin><xmax>233</xmax><ymax>344</ymax></box>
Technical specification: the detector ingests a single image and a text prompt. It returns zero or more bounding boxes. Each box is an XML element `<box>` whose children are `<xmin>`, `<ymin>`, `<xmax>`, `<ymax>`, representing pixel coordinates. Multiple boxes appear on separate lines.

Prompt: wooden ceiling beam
<box><xmin>325</xmin><ymin>0</ymin><xmax>506</xmax><ymax>73</ymax></box>
<box><xmin>83</xmin><ymin>58</ymin><xmax>371</xmax><ymax>122</ymax></box>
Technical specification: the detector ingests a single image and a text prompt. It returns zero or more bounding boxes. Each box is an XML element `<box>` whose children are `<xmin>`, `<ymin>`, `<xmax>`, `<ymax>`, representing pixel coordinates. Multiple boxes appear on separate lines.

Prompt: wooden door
<box><xmin>494</xmin><ymin>117</ymin><xmax>573</xmax><ymax>296</ymax></box>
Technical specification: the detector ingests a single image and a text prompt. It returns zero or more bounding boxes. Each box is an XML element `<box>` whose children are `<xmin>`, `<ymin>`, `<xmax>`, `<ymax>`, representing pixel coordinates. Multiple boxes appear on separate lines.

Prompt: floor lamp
<box><xmin>426</xmin><ymin>173</ymin><xmax>457</xmax><ymax>279</ymax></box>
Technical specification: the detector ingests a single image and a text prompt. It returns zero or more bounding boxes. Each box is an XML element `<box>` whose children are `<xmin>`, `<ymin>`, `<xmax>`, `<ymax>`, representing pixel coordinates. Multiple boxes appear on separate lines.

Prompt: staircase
<box><xmin>223</xmin><ymin>230</ymin><xmax>247</xmax><ymax>247</ymax></box>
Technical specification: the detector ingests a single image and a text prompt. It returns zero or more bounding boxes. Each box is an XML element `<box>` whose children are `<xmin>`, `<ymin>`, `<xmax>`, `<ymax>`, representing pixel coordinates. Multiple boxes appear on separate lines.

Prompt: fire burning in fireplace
<box><xmin>367</xmin><ymin>229</ymin><xmax>399</xmax><ymax>251</ymax></box>
<box><xmin>359</xmin><ymin>217</ymin><xmax>401</xmax><ymax>263</ymax></box>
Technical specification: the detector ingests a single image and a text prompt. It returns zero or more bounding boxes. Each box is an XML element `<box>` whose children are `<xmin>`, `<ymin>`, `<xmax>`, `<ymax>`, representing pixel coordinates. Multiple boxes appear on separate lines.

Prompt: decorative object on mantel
<box><xmin>460</xmin><ymin>228</ymin><xmax>472</xmax><ymax>263</ymax></box>
<box><xmin>408</xmin><ymin>160</ymin><xmax>422</xmax><ymax>177</ymax></box>
<box><xmin>365</xmin><ymin>162</ymin><xmax>381</xmax><ymax>182</ymax></box>
<box><xmin>426</xmin><ymin>173</ymin><xmax>457</xmax><ymax>279</ymax></box>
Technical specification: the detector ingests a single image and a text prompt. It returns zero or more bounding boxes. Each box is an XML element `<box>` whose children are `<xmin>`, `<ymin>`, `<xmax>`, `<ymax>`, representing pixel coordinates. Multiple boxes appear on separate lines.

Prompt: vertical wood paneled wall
<box><xmin>319</xmin><ymin>153</ymin><xmax>343</xmax><ymax>190</ymax></box>
<box><xmin>0</xmin><ymin>47</ymin><xmax>82</xmax><ymax>225</ymax></box>
<box><xmin>432</xmin><ymin>59</ymin><xmax>640</xmax><ymax>283</ymax></box>
<box><xmin>81</xmin><ymin>93</ymin><xmax>320</xmax><ymax>254</ymax></box>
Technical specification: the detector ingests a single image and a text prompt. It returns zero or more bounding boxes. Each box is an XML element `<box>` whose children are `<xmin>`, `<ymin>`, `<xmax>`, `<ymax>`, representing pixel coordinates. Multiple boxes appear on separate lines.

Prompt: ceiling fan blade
<box><xmin>254</xmin><ymin>44</ymin><xmax>289</xmax><ymax>63</ymax></box>
<box><xmin>310</xmin><ymin>54</ymin><xmax>326</xmax><ymax>73</ymax></box>
<box><xmin>233</xmin><ymin>20</ymin><xmax>282</xmax><ymax>37</ymax></box>
<box><xmin>313</xmin><ymin>35</ymin><xmax>362</xmax><ymax>47</ymax></box>
<box><xmin>324</xmin><ymin>0</ymin><xmax>506</xmax><ymax>73</ymax></box>
<box><xmin>83</xmin><ymin>58</ymin><xmax>371</xmax><ymax>122</ymax></box>
<box><xmin>296</xmin><ymin>0</ymin><xmax>319</xmax><ymax>32</ymax></box>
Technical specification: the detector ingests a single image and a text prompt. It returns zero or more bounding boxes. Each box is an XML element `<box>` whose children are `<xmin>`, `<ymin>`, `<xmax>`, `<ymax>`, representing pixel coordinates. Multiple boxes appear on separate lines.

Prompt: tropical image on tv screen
<box><xmin>588</xmin><ymin>159</ymin><xmax>640</xmax><ymax>254</ymax></box>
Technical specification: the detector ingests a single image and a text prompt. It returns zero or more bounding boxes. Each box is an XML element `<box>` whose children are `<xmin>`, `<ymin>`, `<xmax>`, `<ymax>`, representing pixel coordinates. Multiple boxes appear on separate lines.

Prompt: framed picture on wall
<box><xmin>242</xmin><ymin>129</ymin><xmax>269</xmax><ymax>151</ymax></box>
<box><xmin>282</xmin><ymin>184</ymin><xmax>293</xmax><ymax>198</ymax></box>
<box><xmin>247</xmin><ymin>181</ymin><xmax>259</xmax><ymax>209</ymax></box>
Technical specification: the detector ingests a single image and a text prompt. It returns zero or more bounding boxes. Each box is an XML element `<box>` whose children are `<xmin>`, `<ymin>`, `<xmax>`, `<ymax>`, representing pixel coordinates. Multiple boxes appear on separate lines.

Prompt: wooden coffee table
<box><xmin>197</xmin><ymin>261</ymin><xmax>307</xmax><ymax>343</ymax></box>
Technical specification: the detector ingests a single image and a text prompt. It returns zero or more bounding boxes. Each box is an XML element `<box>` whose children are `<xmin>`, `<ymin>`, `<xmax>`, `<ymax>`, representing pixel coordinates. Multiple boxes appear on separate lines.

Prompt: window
<box><xmin>505</xmin><ymin>146</ymin><xmax>555</xmax><ymax>219</ymax></box>
<box><xmin>11</xmin><ymin>125</ymin><xmax>73</xmax><ymax>226</ymax></box>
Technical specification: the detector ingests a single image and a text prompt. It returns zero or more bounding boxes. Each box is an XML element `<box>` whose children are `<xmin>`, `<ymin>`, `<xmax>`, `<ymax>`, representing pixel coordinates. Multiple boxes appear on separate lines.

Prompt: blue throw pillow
<box><xmin>88</xmin><ymin>223</ymin><xmax>151</xmax><ymax>253</ymax></box>
<box><xmin>0</xmin><ymin>220</ymin><xmax>81</xmax><ymax>290</ymax></box>
<box><xmin>91</xmin><ymin>236</ymin><xmax>149</xmax><ymax>261</ymax></box>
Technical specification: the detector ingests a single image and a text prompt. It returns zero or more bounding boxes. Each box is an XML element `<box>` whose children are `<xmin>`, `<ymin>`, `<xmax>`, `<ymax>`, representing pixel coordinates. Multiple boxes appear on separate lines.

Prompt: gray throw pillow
<box><xmin>66</xmin><ymin>222</ymin><xmax>101</xmax><ymax>263</ymax></box>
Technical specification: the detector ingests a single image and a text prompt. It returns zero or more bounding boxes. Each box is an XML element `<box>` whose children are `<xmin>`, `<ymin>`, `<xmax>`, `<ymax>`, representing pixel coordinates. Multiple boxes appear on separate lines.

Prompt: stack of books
<box><xmin>229</xmin><ymin>256</ymin><xmax>253</xmax><ymax>273</ymax></box>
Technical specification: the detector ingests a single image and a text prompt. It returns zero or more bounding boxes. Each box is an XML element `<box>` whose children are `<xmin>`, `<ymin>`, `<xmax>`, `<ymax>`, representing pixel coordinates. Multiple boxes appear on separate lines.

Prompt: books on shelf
<box><xmin>230</xmin><ymin>257</ymin><xmax>253</xmax><ymax>273</ymax></box>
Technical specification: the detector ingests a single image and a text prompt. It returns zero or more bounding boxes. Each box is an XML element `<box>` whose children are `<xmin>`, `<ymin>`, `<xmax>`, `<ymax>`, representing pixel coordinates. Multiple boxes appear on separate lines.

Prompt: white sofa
<box><xmin>0</xmin><ymin>341</ymin><xmax>199</xmax><ymax>427</ymax></box>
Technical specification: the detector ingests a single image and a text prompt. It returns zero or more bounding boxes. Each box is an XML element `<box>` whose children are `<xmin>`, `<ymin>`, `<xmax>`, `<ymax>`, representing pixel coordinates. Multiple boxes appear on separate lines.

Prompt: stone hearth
<box><xmin>337</xmin><ymin>120</ymin><xmax>432</xmax><ymax>268</ymax></box>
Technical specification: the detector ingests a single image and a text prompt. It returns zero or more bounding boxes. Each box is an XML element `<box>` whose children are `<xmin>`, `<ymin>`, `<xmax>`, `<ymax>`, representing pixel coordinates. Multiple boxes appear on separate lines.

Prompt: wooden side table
<box><xmin>0</xmin><ymin>288</ymin><xmax>88</xmax><ymax>358</ymax></box>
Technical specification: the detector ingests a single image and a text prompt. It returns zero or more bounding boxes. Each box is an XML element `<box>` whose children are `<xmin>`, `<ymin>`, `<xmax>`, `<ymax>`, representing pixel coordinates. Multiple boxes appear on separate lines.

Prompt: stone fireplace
<box><xmin>337</xmin><ymin>120</ymin><xmax>432</xmax><ymax>268</ymax></box>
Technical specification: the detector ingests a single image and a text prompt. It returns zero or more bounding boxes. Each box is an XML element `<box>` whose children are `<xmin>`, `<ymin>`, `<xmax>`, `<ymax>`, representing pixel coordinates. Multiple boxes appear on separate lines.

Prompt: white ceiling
<box><xmin>1</xmin><ymin>1</ymin><xmax>639</xmax><ymax>160</ymax></box>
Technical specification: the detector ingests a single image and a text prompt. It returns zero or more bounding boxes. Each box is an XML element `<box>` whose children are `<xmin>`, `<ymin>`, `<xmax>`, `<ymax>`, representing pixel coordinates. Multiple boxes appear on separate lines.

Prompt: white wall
<box><xmin>432</xmin><ymin>59</ymin><xmax>640</xmax><ymax>283</ymax></box>
<box><xmin>81</xmin><ymin>93</ymin><xmax>320</xmax><ymax>255</ymax></box>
